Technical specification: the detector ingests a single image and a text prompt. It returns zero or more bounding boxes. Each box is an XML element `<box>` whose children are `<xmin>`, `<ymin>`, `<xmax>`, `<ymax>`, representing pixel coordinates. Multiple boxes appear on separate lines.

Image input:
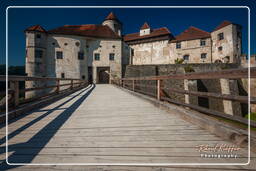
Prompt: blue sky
<box><xmin>0</xmin><ymin>0</ymin><xmax>255</xmax><ymax>66</ymax></box>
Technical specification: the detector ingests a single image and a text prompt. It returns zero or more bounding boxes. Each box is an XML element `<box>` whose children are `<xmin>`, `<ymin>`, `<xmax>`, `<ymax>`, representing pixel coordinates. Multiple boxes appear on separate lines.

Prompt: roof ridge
<box><xmin>188</xmin><ymin>26</ymin><xmax>210</xmax><ymax>34</ymax></box>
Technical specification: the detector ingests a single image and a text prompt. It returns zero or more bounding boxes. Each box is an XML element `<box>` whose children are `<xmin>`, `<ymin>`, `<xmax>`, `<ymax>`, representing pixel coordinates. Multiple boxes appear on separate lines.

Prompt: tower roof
<box><xmin>171</xmin><ymin>26</ymin><xmax>210</xmax><ymax>42</ymax></box>
<box><xmin>140</xmin><ymin>22</ymin><xmax>150</xmax><ymax>30</ymax></box>
<box><xmin>105</xmin><ymin>12</ymin><xmax>119</xmax><ymax>21</ymax></box>
<box><xmin>25</xmin><ymin>25</ymin><xmax>46</xmax><ymax>32</ymax></box>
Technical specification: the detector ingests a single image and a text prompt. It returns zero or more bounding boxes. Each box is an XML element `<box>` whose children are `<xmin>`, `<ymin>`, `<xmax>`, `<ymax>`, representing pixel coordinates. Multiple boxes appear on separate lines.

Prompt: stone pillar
<box><xmin>220</xmin><ymin>78</ymin><xmax>233</xmax><ymax>115</ymax></box>
<box><xmin>184</xmin><ymin>79</ymin><xmax>198</xmax><ymax>105</ymax></box>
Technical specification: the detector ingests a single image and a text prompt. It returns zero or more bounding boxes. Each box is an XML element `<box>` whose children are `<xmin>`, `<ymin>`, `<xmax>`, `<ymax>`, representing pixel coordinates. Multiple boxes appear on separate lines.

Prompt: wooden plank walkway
<box><xmin>0</xmin><ymin>84</ymin><xmax>255</xmax><ymax>170</ymax></box>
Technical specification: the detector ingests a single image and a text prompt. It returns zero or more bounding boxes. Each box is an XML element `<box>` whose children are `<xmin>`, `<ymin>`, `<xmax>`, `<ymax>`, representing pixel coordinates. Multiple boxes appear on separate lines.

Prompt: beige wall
<box><xmin>46</xmin><ymin>35</ymin><xmax>88</xmax><ymax>80</ymax></box>
<box><xmin>86</xmin><ymin>39</ymin><xmax>123</xmax><ymax>83</ymax></box>
<box><xmin>169</xmin><ymin>38</ymin><xmax>212</xmax><ymax>64</ymax></box>
<box><xmin>130</xmin><ymin>40</ymin><xmax>170</xmax><ymax>65</ymax></box>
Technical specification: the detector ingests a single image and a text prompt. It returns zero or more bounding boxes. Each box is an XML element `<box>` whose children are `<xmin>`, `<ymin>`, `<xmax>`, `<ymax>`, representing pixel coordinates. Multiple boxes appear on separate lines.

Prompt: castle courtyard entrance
<box><xmin>97</xmin><ymin>67</ymin><xmax>110</xmax><ymax>84</ymax></box>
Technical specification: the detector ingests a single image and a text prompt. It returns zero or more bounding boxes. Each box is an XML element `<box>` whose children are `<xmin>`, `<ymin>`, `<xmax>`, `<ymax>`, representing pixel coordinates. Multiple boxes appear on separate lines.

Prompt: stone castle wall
<box><xmin>124</xmin><ymin>63</ymin><xmax>247</xmax><ymax>116</ymax></box>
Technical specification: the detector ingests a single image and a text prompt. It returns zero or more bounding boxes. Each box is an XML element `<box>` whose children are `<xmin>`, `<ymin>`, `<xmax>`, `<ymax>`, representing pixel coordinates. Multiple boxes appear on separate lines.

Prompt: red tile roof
<box><xmin>140</xmin><ymin>22</ymin><xmax>150</xmax><ymax>30</ymax></box>
<box><xmin>25</xmin><ymin>25</ymin><xmax>46</xmax><ymax>32</ymax></box>
<box><xmin>123</xmin><ymin>27</ymin><xmax>171</xmax><ymax>42</ymax></box>
<box><xmin>213</xmin><ymin>20</ymin><xmax>232</xmax><ymax>31</ymax></box>
<box><xmin>47</xmin><ymin>24</ymin><xmax>121</xmax><ymax>39</ymax></box>
<box><xmin>171</xmin><ymin>26</ymin><xmax>210</xmax><ymax>42</ymax></box>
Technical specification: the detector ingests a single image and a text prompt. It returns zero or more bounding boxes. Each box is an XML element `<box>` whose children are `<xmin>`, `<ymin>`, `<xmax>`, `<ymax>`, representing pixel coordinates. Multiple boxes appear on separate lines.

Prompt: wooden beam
<box><xmin>163</xmin><ymin>87</ymin><xmax>255</xmax><ymax>104</ymax></box>
<box><xmin>122</xmin><ymin>67</ymin><xmax>256</xmax><ymax>81</ymax></box>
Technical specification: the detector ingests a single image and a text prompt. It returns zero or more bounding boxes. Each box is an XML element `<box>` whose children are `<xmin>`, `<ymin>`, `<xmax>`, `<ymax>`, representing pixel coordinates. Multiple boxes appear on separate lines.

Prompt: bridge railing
<box><xmin>112</xmin><ymin>67</ymin><xmax>256</xmax><ymax>127</ymax></box>
<box><xmin>0</xmin><ymin>75</ymin><xmax>88</xmax><ymax>110</ymax></box>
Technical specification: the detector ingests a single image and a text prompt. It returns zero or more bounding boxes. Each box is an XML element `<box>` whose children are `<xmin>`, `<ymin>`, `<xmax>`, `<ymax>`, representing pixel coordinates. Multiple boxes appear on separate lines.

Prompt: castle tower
<box><xmin>211</xmin><ymin>21</ymin><xmax>242</xmax><ymax>63</ymax></box>
<box><xmin>24</xmin><ymin>25</ymin><xmax>47</xmax><ymax>98</ymax></box>
<box><xmin>102</xmin><ymin>12</ymin><xmax>122</xmax><ymax>36</ymax></box>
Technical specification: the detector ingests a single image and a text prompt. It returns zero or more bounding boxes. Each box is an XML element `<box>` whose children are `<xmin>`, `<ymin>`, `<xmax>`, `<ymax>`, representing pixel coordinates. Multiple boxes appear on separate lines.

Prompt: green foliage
<box><xmin>184</xmin><ymin>64</ymin><xmax>195</xmax><ymax>73</ymax></box>
<box><xmin>174</xmin><ymin>58</ymin><xmax>184</xmax><ymax>64</ymax></box>
<box><xmin>245</xmin><ymin>112</ymin><xmax>256</xmax><ymax>121</ymax></box>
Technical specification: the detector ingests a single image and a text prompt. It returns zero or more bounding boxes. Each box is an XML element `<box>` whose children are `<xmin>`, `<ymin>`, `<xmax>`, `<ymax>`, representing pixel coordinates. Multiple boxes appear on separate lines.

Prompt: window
<box><xmin>61</xmin><ymin>73</ymin><xmax>65</xmax><ymax>78</ymax></box>
<box><xmin>75</xmin><ymin>42</ymin><xmax>80</xmax><ymax>47</ymax></box>
<box><xmin>36</xmin><ymin>34</ymin><xmax>41</xmax><ymax>39</ymax></box>
<box><xmin>94</xmin><ymin>53</ymin><xmax>100</xmax><ymax>61</ymax></box>
<box><xmin>218</xmin><ymin>33</ymin><xmax>224</xmax><ymax>40</ymax></box>
<box><xmin>112</xmin><ymin>45</ymin><xmax>116</xmax><ymax>48</ymax></box>
<box><xmin>131</xmin><ymin>49</ymin><xmax>134</xmax><ymax>56</ymax></box>
<box><xmin>176</xmin><ymin>42</ymin><xmax>181</xmax><ymax>49</ymax></box>
<box><xmin>183</xmin><ymin>55</ymin><xmax>189</xmax><ymax>61</ymax></box>
<box><xmin>78</xmin><ymin>52</ymin><xmax>84</xmax><ymax>60</ymax></box>
<box><xmin>52</xmin><ymin>42</ymin><xmax>55</xmax><ymax>46</ymax></box>
<box><xmin>218</xmin><ymin>46</ymin><xmax>223</xmax><ymax>51</ymax></box>
<box><xmin>64</xmin><ymin>43</ymin><xmax>68</xmax><ymax>46</ymax></box>
<box><xmin>56</xmin><ymin>51</ymin><xmax>63</xmax><ymax>59</ymax></box>
<box><xmin>201</xmin><ymin>53</ymin><xmax>207</xmax><ymax>59</ymax></box>
<box><xmin>35</xmin><ymin>50</ymin><xmax>43</xmax><ymax>58</ymax></box>
<box><xmin>200</xmin><ymin>39</ymin><xmax>206</xmax><ymax>46</ymax></box>
<box><xmin>224</xmin><ymin>56</ymin><xmax>230</xmax><ymax>63</ymax></box>
<box><xmin>82</xmin><ymin>75</ymin><xmax>85</xmax><ymax>79</ymax></box>
<box><xmin>237</xmin><ymin>31</ymin><xmax>242</xmax><ymax>38</ymax></box>
<box><xmin>109</xmin><ymin>53</ymin><xmax>115</xmax><ymax>61</ymax></box>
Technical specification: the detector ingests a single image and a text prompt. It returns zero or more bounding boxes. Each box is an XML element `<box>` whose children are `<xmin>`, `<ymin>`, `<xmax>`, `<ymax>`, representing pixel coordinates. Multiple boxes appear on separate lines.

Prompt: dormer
<box><xmin>140</xmin><ymin>22</ymin><xmax>151</xmax><ymax>36</ymax></box>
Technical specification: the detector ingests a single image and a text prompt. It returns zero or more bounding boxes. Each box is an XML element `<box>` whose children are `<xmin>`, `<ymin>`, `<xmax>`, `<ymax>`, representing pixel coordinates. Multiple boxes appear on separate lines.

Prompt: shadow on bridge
<box><xmin>0</xmin><ymin>84</ymin><xmax>95</xmax><ymax>170</ymax></box>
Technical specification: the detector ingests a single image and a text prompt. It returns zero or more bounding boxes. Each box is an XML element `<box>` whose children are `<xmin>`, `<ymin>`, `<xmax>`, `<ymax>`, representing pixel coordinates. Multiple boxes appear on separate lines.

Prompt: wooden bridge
<box><xmin>0</xmin><ymin>68</ymin><xmax>256</xmax><ymax>170</ymax></box>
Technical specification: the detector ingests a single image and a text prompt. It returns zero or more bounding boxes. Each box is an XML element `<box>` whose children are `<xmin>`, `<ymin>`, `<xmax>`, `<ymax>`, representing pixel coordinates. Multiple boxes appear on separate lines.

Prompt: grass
<box><xmin>245</xmin><ymin>112</ymin><xmax>256</xmax><ymax>122</ymax></box>
<box><xmin>214</xmin><ymin>115</ymin><xmax>256</xmax><ymax>131</ymax></box>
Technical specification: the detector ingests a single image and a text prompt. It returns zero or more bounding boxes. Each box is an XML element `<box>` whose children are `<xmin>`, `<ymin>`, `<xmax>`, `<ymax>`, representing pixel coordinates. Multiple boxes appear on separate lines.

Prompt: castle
<box><xmin>25</xmin><ymin>12</ymin><xmax>242</xmax><ymax>93</ymax></box>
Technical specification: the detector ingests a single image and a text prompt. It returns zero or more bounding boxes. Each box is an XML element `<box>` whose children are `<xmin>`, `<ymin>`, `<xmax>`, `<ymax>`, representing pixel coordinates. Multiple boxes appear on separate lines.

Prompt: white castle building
<box><xmin>25</xmin><ymin>12</ymin><xmax>242</xmax><ymax>87</ymax></box>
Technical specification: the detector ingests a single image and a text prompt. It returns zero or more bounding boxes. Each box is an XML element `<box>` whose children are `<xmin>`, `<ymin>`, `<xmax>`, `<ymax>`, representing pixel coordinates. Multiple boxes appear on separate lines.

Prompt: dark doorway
<box><xmin>88</xmin><ymin>67</ymin><xmax>93</xmax><ymax>84</ymax></box>
<box><xmin>97</xmin><ymin>67</ymin><xmax>110</xmax><ymax>84</ymax></box>
<box><xmin>197</xmin><ymin>79</ymin><xmax>209</xmax><ymax>108</ymax></box>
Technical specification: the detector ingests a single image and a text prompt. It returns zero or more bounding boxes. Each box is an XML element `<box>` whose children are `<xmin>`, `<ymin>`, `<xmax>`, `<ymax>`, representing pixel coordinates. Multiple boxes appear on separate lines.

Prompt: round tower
<box><xmin>24</xmin><ymin>25</ymin><xmax>47</xmax><ymax>98</ymax></box>
<box><xmin>102</xmin><ymin>12</ymin><xmax>122</xmax><ymax>36</ymax></box>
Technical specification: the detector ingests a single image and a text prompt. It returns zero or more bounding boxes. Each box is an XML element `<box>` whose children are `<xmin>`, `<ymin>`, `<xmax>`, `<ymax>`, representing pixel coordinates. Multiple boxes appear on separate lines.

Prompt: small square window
<box><xmin>61</xmin><ymin>73</ymin><xmax>65</xmax><ymax>78</ymax></box>
<box><xmin>78</xmin><ymin>52</ymin><xmax>84</xmax><ymax>60</ymax></box>
<box><xmin>109</xmin><ymin>53</ymin><xmax>115</xmax><ymax>61</ymax></box>
<box><xmin>200</xmin><ymin>39</ymin><xmax>206</xmax><ymax>46</ymax></box>
<box><xmin>36</xmin><ymin>34</ymin><xmax>41</xmax><ymax>39</ymax></box>
<box><xmin>218</xmin><ymin>46</ymin><xmax>223</xmax><ymax>51</ymax></box>
<box><xmin>201</xmin><ymin>53</ymin><xmax>207</xmax><ymax>59</ymax></box>
<box><xmin>56</xmin><ymin>51</ymin><xmax>63</xmax><ymax>59</ymax></box>
<box><xmin>183</xmin><ymin>55</ymin><xmax>189</xmax><ymax>61</ymax></box>
<box><xmin>82</xmin><ymin>75</ymin><xmax>85</xmax><ymax>79</ymax></box>
<box><xmin>218</xmin><ymin>33</ymin><xmax>224</xmax><ymax>40</ymax></box>
<box><xmin>35</xmin><ymin>50</ymin><xmax>43</xmax><ymax>58</ymax></box>
<box><xmin>112</xmin><ymin>45</ymin><xmax>116</xmax><ymax>48</ymax></box>
<box><xmin>94</xmin><ymin>53</ymin><xmax>100</xmax><ymax>61</ymax></box>
<box><xmin>64</xmin><ymin>43</ymin><xmax>68</xmax><ymax>46</ymax></box>
<box><xmin>176</xmin><ymin>42</ymin><xmax>181</xmax><ymax>49</ymax></box>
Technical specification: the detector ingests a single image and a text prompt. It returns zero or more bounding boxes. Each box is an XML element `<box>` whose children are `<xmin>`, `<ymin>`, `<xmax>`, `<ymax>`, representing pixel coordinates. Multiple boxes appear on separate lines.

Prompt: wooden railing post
<box><xmin>10</xmin><ymin>81</ymin><xmax>19</xmax><ymax>107</ymax></box>
<box><xmin>56</xmin><ymin>79</ymin><xmax>60</xmax><ymax>93</ymax></box>
<box><xmin>132</xmin><ymin>80</ymin><xmax>135</xmax><ymax>91</ymax></box>
<box><xmin>157</xmin><ymin>79</ymin><xmax>161</xmax><ymax>101</ymax></box>
<box><xmin>71</xmin><ymin>80</ymin><xmax>73</xmax><ymax>90</ymax></box>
